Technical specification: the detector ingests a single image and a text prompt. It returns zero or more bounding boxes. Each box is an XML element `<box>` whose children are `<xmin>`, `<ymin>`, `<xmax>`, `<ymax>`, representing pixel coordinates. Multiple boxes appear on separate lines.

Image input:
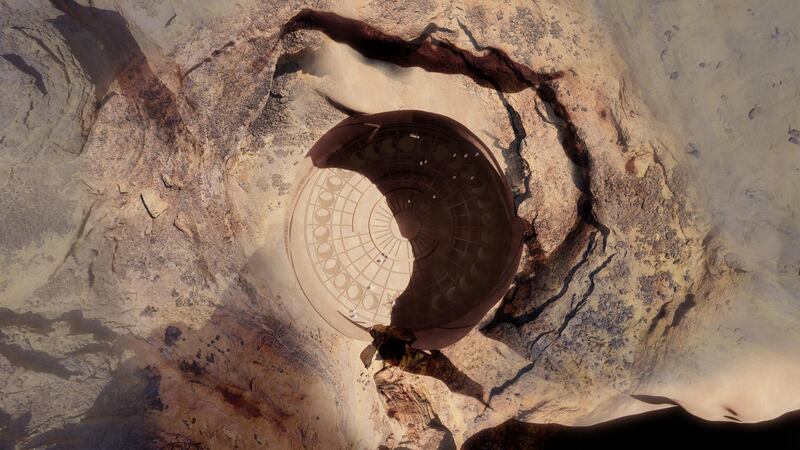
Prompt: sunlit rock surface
<box><xmin>1</xmin><ymin>0</ymin><xmax>798</xmax><ymax>448</ymax></box>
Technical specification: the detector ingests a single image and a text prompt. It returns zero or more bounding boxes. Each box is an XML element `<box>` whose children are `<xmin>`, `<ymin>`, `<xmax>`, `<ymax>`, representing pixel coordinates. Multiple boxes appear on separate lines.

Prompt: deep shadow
<box><xmin>0</xmin><ymin>310</ymin><xmax>118</xmax><ymax>381</ymax></box>
<box><xmin>371</xmin><ymin>329</ymin><xmax>487</xmax><ymax>406</ymax></box>
<box><xmin>22</xmin><ymin>361</ymin><xmax>170</xmax><ymax>450</ymax></box>
<box><xmin>6</xmin><ymin>260</ymin><xmax>358</xmax><ymax>448</ymax></box>
<box><xmin>0</xmin><ymin>409</ymin><xmax>31</xmax><ymax>450</ymax></box>
<box><xmin>462</xmin><ymin>407</ymin><xmax>800</xmax><ymax>450</ymax></box>
<box><xmin>281</xmin><ymin>9</ymin><xmax>561</xmax><ymax>93</ymax></box>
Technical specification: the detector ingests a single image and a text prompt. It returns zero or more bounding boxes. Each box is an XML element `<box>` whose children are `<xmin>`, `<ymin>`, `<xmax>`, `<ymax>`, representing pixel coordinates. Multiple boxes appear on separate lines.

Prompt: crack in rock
<box><xmin>667</xmin><ymin>293</ymin><xmax>696</xmax><ymax>329</ymax></box>
<box><xmin>483</xmin><ymin>232</ymin><xmax>598</xmax><ymax>333</ymax></box>
<box><xmin>456</xmin><ymin>20</ymin><xmax>532</xmax><ymax>212</ymax></box>
<box><xmin>556</xmin><ymin>252</ymin><xmax>616</xmax><ymax>335</ymax></box>
<box><xmin>488</xmin><ymin>251</ymin><xmax>615</xmax><ymax>399</ymax></box>
<box><xmin>181</xmin><ymin>40</ymin><xmax>236</xmax><ymax>80</ymax></box>
<box><xmin>280</xmin><ymin>9</ymin><xmax>561</xmax><ymax>93</ymax></box>
<box><xmin>536</xmin><ymin>84</ymin><xmax>609</xmax><ymax>243</ymax></box>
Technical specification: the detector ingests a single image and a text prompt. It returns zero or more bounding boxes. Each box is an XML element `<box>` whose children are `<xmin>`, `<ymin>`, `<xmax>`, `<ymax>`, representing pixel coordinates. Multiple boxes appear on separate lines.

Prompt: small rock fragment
<box><xmin>141</xmin><ymin>188</ymin><xmax>169</xmax><ymax>218</ymax></box>
<box><xmin>669</xmin><ymin>71</ymin><xmax>679</xmax><ymax>80</ymax></box>
<box><xmin>789</xmin><ymin>129</ymin><xmax>800</xmax><ymax>146</ymax></box>
<box><xmin>174</xmin><ymin>211</ymin><xmax>194</xmax><ymax>239</ymax></box>
<box><xmin>161</xmin><ymin>173</ymin><xmax>183</xmax><ymax>190</ymax></box>
<box><xmin>359</xmin><ymin>344</ymin><xmax>377</xmax><ymax>368</ymax></box>
<box><xmin>164</xmin><ymin>325</ymin><xmax>182</xmax><ymax>346</ymax></box>
<box><xmin>178</xmin><ymin>359</ymin><xmax>202</xmax><ymax>375</ymax></box>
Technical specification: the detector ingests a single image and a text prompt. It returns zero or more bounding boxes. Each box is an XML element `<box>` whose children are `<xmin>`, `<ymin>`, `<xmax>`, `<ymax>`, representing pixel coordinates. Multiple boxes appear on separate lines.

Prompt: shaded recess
<box><xmin>286</xmin><ymin>110</ymin><xmax>523</xmax><ymax>349</ymax></box>
<box><xmin>462</xmin><ymin>406</ymin><xmax>800</xmax><ymax>449</ymax></box>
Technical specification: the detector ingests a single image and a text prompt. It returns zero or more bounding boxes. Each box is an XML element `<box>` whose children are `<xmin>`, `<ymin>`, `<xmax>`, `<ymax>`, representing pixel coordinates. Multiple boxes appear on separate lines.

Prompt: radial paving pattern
<box><xmin>287</xmin><ymin>111</ymin><xmax>523</xmax><ymax>348</ymax></box>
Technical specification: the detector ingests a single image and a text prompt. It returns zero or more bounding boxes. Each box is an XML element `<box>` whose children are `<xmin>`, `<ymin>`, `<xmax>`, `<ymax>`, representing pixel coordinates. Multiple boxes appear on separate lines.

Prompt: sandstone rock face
<box><xmin>1</xmin><ymin>0</ymin><xmax>798</xmax><ymax>448</ymax></box>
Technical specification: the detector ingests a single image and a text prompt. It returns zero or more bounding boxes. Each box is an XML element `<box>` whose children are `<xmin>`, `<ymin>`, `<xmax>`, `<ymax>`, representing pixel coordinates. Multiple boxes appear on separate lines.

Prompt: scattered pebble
<box><xmin>161</xmin><ymin>173</ymin><xmax>183</xmax><ymax>190</ymax></box>
<box><xmin>164</xmin><ymin>325</ymin><xmax>182</xmax><ymax>346</ymax></box>
<box><xmin>789</xmin><ymin>128</ymin><xmax>800</xmax><ymax>146</ymax></box>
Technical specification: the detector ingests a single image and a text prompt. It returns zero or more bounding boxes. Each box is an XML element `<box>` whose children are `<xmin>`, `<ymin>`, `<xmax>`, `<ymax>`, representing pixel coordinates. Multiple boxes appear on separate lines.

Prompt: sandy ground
<box><xmin>0</xmin><ymin>0</ymin><xmax>798</xmax><ymax>448</ymax></box>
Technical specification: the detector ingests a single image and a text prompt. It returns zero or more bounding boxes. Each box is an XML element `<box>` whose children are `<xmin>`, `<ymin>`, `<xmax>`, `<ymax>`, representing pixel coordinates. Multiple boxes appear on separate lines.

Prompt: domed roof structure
<box><xmin>286</xmin><ymin>110</ymin><xmax>523</xmax><ymax>349</ymax></box>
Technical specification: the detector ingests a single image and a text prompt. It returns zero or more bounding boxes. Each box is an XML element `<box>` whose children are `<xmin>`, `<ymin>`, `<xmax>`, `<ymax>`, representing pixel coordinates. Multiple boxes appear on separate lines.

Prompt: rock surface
<box><xmin>0</xmin><ymin>0</ymin><xmax>798</xmax><ymax>448</ymax></box>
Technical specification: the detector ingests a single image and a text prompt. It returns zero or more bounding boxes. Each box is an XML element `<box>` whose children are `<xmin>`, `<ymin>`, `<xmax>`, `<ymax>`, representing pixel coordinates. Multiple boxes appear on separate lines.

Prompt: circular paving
<box><xmin>286</xmin><ymin>110</ymin><xmax>523</xmax><ymax>348</ymax></box>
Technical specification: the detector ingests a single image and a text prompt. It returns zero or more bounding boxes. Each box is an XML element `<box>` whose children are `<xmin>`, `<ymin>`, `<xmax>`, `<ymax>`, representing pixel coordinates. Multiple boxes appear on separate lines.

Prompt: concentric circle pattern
<box><xmin>287</xmin><ymin>111</ymin><xmax>522</xmax><ymax>348</ymax></box>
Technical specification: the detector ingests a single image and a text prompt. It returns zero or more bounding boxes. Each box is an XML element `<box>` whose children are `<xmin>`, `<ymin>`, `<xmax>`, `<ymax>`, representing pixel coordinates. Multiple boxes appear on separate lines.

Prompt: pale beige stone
<box><xmin>0</xmin><ymin>0</ymin><xmax>798</xmax><ymax>448</ymax></box>
<box><xmin>141</xmin><ymin>188</ymin><xmax>169</xmax><ymax>218</ymax></box>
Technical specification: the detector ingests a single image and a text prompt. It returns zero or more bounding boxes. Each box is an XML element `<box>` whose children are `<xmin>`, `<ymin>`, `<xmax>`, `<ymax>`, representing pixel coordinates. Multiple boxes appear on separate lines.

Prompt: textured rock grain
<box><xmin>1</xmin><ymin>0</ymin><xmax>798</xmax><ymax>448</ymax></box>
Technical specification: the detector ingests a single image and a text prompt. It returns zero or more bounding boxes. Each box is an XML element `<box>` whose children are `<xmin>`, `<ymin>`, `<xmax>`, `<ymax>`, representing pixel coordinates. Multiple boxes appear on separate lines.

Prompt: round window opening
<box><xmin>286</xmin><ymin>110</ymin><xmax>523</xmax><ymax>349</ymax></box>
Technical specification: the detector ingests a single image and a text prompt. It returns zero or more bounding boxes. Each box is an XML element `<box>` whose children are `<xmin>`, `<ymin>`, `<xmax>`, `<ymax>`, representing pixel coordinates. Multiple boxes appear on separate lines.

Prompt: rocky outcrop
<box><xmin>1</xmin><ymin>0</ymin><xmax>799</xmax><ymax>448</ymax></box>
